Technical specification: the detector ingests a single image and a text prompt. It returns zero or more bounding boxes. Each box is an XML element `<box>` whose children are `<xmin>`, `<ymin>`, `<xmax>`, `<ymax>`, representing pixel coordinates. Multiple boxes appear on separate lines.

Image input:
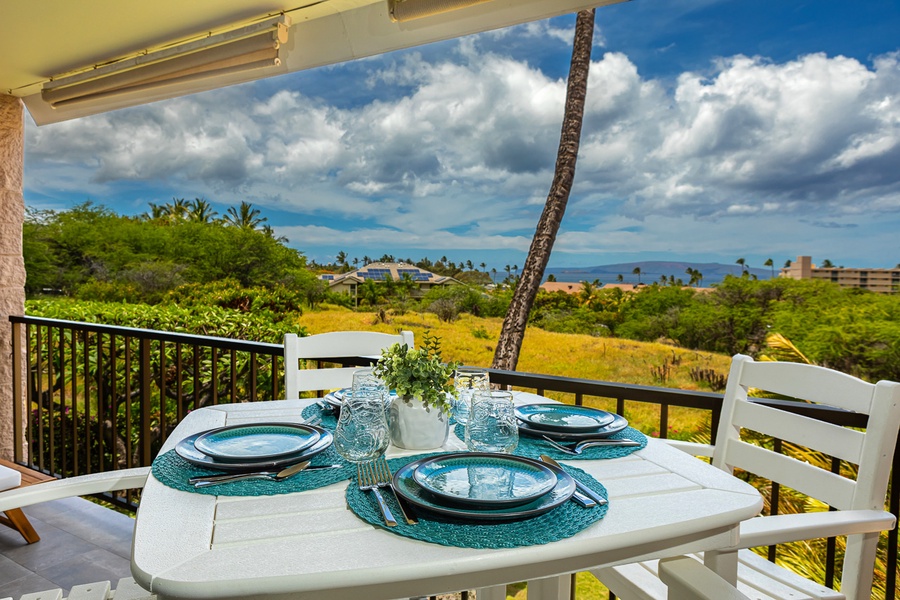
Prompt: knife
<box><xmin>188</xmin><ymin>461</ymin><xmax>340</xmax><ymax>485</ymax></box>
<box><xmin>539</xmin><ymin>454</ymin><xmax>608</xmax><ymax>506</ymax></box>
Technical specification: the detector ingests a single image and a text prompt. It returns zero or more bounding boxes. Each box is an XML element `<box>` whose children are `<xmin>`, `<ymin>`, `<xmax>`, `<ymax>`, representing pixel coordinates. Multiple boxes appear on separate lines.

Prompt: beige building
<box><xmin>781</xmin><ymin>256</ymin><xmax>900</xmax><ymax>294</ymax></box>
<box><xmin>320</xmin><ymin>262</ymin><xmax>459</xmax><ymax>305</ymax></box>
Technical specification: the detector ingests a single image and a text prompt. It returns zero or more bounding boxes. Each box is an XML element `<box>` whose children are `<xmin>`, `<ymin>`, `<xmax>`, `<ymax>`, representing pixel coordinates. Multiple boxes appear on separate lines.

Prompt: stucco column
<box><xmin>0</xmin><ymin>95</ymin><xmax>25</xmax><ymax>461</ymax></box>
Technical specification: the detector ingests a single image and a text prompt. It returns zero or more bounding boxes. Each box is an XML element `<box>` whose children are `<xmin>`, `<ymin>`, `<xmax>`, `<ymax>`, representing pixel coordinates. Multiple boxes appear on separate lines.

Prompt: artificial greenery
<box><xmin>374</xmin><ymin>333</ymin><xmax>458</xmax><ymax>414</ymax></box>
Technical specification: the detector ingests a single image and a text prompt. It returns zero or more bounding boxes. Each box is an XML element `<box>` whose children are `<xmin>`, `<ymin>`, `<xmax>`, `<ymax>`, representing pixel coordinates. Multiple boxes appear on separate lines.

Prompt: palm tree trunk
<box><xmin>492</xmin><ymin>9</ymin><xmax>595</xmax><ymax>371</ymax></box>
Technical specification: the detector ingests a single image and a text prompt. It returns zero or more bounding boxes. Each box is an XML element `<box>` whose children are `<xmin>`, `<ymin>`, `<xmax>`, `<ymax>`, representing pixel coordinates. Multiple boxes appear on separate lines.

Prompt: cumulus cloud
<box><xmin>23</xmin><ymin>37</ymin><xmax>900</xmax><ymax>262</ymax></box>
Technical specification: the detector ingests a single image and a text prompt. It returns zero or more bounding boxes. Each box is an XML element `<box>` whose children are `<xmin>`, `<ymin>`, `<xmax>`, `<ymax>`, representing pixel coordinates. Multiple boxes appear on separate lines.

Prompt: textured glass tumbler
<box><xmin>351</xmin><ymin>367</ymin><xmax>391</xmax><ymax>416</ymax></box>
<box><xmin>334</xmin><ymin>387</ymin><xmax>389</xmax><ymax>463</ymax></box>
<box><xmin>465</xmin><ymin>390</ymin><xmax>518</xmax><ymax>453</ymax></box>
<box><xmin>452</xmin><ymin>367</ymin><xmax>490</xmax><ymax>426</ymax></box>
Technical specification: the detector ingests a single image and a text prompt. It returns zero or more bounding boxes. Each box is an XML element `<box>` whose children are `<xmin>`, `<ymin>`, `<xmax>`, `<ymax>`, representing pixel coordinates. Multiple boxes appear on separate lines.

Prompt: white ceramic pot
<box><xmin>389</xmin><ymin>397</ymin><xmax>450</xmax><ymax>450</ymax></box>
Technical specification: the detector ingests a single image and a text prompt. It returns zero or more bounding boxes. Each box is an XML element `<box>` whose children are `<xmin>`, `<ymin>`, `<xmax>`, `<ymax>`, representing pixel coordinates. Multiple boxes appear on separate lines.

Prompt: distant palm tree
<box><xmin>224</xmin><ymin>201</ymin><xmax>266</xmax><ymax>229</ymax></box>
<box><xmin>736</xmin><ymin>257</ymin><xmax>747</xmax><ymax>274</ymax></box>
<box><xmin>616</xmin><ymin>274</ymin><xmax>624</xmax><ymax>283</ymax></box>
<box><xmin>632</xmin><ymin>266</ymin><xmax>642</xmax><ymax>284</ymax></box>
<box><xmin>764</xmin><ymin>258</ymin><xmax>774</xmax><ymax>278</ymax></box>
<box><xmin>188</xmin><ymin>198</ymin><xmax>217</xmax><ymax>223</ymax></box>
<box><xmin>480</xmin><ymin>262</ymin><xmax>487</xmax><ymax>272</ymax></box>
<box><xmin>466</xmin><ymin>260</ymin><xmax>474</xmax><ymax>271</ymax></box>
<box><xmin>336</xmin><ymin>251</ymin><xmax>347</xmax><ymax>267</ymax></box>
<box><xmin>261</xmin><ymin>225</ymin><xmax>288</xmax><ymax>243</ymax></box>
<box><xmin>168</xmin><ymin>198</ymin><xmax>190</xmax><ymax>221</ymax></box>
<box><xmin>821</xmin><ymin>258</ymin><xmax>835</xmax><ymax>268</ymax></box>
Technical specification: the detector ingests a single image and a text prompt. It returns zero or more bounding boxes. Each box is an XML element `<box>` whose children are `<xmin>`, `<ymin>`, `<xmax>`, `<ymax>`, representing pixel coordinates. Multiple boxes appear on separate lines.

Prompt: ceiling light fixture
<box><xmin>387</xmin><ymin>0</ymin><xmax>494</xmax><ymax>23</ymax></box>
<box><xmin>42</xmin><ymin>15</ymin><xmax>290</xmax><ymax>109</ymax></box>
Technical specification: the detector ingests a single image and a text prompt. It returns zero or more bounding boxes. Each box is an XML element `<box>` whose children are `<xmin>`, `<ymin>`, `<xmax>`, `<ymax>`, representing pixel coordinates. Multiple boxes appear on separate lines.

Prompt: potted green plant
<box><xmin>374</xmin><ymin>333</ymin><xmax>458</xmax><ymax>450</ymax></box>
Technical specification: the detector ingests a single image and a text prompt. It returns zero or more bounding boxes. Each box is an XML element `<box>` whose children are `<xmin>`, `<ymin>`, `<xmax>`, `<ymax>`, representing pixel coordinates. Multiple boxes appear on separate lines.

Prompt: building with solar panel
<box><xmin>319</xmin><ymin>262</ymin><xmax>461</xmax><ymax>305</ymax></box>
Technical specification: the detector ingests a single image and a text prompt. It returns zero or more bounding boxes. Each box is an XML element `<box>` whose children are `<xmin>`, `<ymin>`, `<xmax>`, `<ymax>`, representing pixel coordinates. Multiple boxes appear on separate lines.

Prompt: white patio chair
<box><xmin>593</xmin><ymin>354</ymin><xmax>900</xmax><ymax>600</ymax></box>
<box><xmin>0</xmin><ymin>467</ymin><xmax>153</xmax><ymax>599</ymax></box>
<box><xmin>283</xmin><ymin>330</ymin><xmax>414</xmax><ymax>398</ymax></box>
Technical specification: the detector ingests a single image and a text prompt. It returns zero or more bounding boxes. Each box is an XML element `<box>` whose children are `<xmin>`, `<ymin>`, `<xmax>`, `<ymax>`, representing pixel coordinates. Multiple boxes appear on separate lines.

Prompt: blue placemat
<box><xmin>454</xmin><ymin>423</ymin><xmax>648</xmax><ymax>460</ymax></box>
<box><xmin>346</xmin><ymin>455</ymin><xmax>607</xmax><ymax>549</ymax></box>
<box><xmin>152</xmin><ymin>444</ymin><xmax>352</xmax><ymax>496</ymax></box>
<box><xmin>302</xmin><ymin>402</ymin><xmax>338</xmax><ymax>429</ymax></box>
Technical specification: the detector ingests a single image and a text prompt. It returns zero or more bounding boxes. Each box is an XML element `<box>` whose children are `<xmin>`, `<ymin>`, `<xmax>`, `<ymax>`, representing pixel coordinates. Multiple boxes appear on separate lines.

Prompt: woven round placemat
<box><xmin>151</xmin><ymin>445</ymin><xmax>352</xmax><ymax>496</ymax></box>
<box><xmin>345</xmin><ymin>455</ymin><xmax>607</xmax><ymax>549</ymax></box>
<box><xmin>453</xmin><ymin>423</ymin><xmax>647</xmax><ymax>461</ymax></box>
<box><xmin>302</xmin><ymin>403</ymin><xmax>338</xmax><ymax>429</ymax></box>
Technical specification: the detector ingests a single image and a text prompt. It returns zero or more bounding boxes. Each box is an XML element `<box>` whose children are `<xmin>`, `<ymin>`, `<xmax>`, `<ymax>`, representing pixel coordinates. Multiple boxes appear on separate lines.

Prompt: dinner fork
<box><xmin>374</xmin><ymin>457</ymin><xmax>417</xmax><ymax>525</ymax></box>
<box><xmin>358</xmin><ymin>461</ymin><xmax>398</xmax><ymax>527</ymax></box>
<box><xmin>541</xmin><ymin>435</ymin><xmax>640</xmax><ymax>455</ymax></box>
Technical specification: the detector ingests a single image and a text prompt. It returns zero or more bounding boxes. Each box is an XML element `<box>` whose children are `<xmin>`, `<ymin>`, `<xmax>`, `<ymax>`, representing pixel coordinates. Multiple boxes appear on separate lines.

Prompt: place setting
<box><xmin>150</xmin><ymin>419</ymin><xmax>350</xmax><ymax>496</ymax></box>
<box><xmin>512</xmin><ymin>402</ymin><xmax>648</xmax><ymax>460</ymax></box>
<box><xmin>341</xmin><ymin>382</ymin><xmax>609</xmax><ymax>549</ymax></box>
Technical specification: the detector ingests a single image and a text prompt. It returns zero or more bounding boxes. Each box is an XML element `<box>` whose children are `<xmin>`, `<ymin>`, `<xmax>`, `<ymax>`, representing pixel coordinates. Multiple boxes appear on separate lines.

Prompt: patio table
<box><xmin>131</xmin><ymin>394</ymin><xmax>762</xmax><ymax>600</ymax></box>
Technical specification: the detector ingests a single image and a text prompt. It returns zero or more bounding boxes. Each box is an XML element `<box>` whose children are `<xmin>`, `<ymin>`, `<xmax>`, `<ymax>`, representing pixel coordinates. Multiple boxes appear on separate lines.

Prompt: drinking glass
<box><xmin>351</xmin><ymin>368</ymin><xmax>391</xmax><ymax>414</ymax></box>
<box><xmin>453</xmin><ymin>367</ymin><xmax>490</xmax><ymax>425</ymax></box>
<box><xmin>465</xmin><ymin>390</ymin><xmax>518</xmax><ymax>453</ymax></box>
<box><xmin>334</xmin><ymin>377</ymin><xmax>390</xmax><ymax>463</ymax></box>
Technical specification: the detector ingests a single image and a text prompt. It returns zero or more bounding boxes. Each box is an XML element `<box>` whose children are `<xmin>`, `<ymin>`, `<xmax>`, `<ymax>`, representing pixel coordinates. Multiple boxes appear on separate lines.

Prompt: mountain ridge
<box><xmin>545</xmin><ymin>260</ymin><xmax>774</xmax><ymax>284</ymax></box>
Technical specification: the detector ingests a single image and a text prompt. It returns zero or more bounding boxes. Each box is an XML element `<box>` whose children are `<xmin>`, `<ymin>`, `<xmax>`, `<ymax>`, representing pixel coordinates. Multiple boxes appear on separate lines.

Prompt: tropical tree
<box><xmin>224</xmin><ymin>201</ymin><xmax>266</xmax><ymax>229</ymax></box>
<box><xmin>821</xmin><ymin>258</ymin><xmax>835</xmax><ymax>268</ymax></box>
<box><xmin>188</xmin><ymin>198</ymin><xmax>217</xmax><ymax>223</ymax></box>
<box><xmin>763</xmin><ymin>258</ymin><xmax>774</xmax><ymax>278</ymax></box>
<box><xmin>493</xmin><ymin>9</ymin><xmax>595</xmax><ymax>371</ymax></box>
<box><xmin>480</xmin><ymin>262</ymin><xmax>487</xmax><ymax>272</ymax></box>
<box><xmin>736</xmin><ymin>257</ymin><xmax>747</xmax><ymax>274</ymax></box>
<box><xmin>616</xmin><ymin>274</ymin><xmax>624</xmax><ymax>283</ymax></box>
<box><xmin>261</xmin><ymin>225</ymin><xmax>288</xmax><ymax>243</ymax></box>
<box><xmin>632</xmin><ymin>266</ymin><xmax>642</xmax><ymax>284</ymax></box>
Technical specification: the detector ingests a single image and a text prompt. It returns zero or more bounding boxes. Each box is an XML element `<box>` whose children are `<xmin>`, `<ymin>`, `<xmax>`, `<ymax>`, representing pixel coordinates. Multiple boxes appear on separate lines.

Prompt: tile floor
<box><xmin>0</xmin><ymin>497</ymin><xmax>134</xmax><ymax>598</ymax></box>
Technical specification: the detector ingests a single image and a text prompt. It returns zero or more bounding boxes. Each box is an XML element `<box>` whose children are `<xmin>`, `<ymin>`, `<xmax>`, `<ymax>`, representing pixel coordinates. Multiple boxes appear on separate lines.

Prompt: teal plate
<box><xmin>176</xmin><ymin>426</ymin><xmax>332</xmax><ymax>472</ymax></box>
<box><xmin>412</xmin><ymin>453</ymin><xmax>557</xmax><ymax>508</ymax></box>
<box><xmin>193</xmin><ymin>423</ymin><xmax>320</xmax><ymax>462</ymax></box>
<box><xmin>518</xmin><ymin>413</ymin><xmax>628</xmax><ymax>441</ymax></box>
<box><xmin>515</xmin><ymin>404</ymin><xmax>616</xmax><ymax>433</ymax></box>
<box><xmin>394</xmin><ymin>454</ymin><xmax>576</xmax><ymax>521</ymax></box>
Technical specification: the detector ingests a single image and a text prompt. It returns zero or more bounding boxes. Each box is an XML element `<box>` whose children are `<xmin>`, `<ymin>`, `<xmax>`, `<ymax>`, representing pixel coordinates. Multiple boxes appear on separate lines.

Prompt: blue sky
<box><xmin>23</xmin><ymin>0</ymin><xmax>900</xmax><ymax>272</ymax></box>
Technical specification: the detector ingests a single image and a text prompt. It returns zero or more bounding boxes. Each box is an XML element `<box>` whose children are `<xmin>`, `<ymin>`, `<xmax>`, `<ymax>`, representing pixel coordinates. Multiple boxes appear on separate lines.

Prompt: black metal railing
<box><xmin>6</xmin><ymin>315</ymin><xmax>897</xmax><ymax>599</ymax></box>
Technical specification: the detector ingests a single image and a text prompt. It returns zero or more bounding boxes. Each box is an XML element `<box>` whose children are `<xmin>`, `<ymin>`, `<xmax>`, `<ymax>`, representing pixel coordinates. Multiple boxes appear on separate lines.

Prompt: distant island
<box><xmin>544</xmin><ymin>261</ymin><xmax>773</xmax><ymax>286</ymax></box>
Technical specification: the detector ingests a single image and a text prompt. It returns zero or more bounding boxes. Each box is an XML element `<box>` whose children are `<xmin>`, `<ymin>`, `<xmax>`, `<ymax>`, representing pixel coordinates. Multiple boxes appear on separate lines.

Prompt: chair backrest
<box><xmin>283</xmin><ymin>330</ymin><xmax>414</xmax><ymax>398</ymax></box>
<box><xmin>713</xmin><ymin>354</ymin><xmax>900</xmax><ymax>599</ymax></box>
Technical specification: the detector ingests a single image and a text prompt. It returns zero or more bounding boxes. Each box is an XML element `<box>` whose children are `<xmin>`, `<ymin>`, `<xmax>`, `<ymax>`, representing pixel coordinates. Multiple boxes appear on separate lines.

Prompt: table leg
<box><xmin>704</xmin><ymin>548</ymin><xmax>739</xmax><ymax>586</ymax></box>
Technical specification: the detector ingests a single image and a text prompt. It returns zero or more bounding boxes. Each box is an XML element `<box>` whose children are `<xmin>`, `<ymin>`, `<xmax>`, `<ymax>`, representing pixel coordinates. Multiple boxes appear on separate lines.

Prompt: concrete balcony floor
<box><xmin>0</xmin><ymin>497</ymin><xmax>134</xmax><ymax>598</ymax></box>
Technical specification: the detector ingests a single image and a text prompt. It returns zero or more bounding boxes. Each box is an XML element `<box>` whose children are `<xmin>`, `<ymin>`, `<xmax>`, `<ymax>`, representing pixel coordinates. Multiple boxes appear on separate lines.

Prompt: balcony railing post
<box><xmin>11</xmin><ymin>320</ymin><xmax>24</xmax><ymax>462</ymax></box>
<box><xmin>140</xmin><ymin>337</ymin><xmax>152</xmax><ymax>467</ymax></box>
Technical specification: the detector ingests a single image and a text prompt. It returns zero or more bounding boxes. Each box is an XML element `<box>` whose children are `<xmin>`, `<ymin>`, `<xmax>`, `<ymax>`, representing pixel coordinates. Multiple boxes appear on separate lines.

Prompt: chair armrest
<box><xmin>659</xmin><ymin>555</ymin><xmax>750</xmax><ymax>600</ymax></box>
<box><xmin>664</xmin><ymin>440</ymin><xmax>715</xmax><ymax>457</ymax></box>
<box><xmin>0</xmin><ymin>467</ymin><xmax>150</xmax><ymax>512</ymax></box>
<box><xmin>736</xmin><ymin>510</ymin><xmax>896</xmax><ymax>549</ymax></box>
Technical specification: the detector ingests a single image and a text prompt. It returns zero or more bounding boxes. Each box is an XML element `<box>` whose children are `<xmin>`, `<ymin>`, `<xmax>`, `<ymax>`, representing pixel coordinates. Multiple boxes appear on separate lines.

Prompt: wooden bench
<box><xmin>0</xmin><ymin>458</ymin><xmax>55</xmax><ymax>544</ymax></box>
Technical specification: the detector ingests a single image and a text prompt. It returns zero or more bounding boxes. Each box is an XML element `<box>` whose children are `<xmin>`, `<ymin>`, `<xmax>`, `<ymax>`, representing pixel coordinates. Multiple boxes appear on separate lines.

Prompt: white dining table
<box><xmin>131</xmin><ymin>394</ymin><xmax>762</xmax><ymax>600</ymax></box>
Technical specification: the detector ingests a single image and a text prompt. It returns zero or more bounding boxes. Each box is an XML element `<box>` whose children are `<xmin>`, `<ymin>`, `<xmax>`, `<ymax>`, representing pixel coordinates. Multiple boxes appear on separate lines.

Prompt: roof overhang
<box><xmin>1</xmin><ymin>0</ymin><xmax>627</xmax><ymax>125</ymax></box>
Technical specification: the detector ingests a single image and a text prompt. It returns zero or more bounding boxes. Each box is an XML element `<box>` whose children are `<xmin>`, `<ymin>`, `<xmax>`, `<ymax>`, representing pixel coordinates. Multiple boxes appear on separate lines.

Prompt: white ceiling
<box><xmin>1</xmin><ymin>0</ymin><xmax>627</xmax><ymax>125</ymax></box>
